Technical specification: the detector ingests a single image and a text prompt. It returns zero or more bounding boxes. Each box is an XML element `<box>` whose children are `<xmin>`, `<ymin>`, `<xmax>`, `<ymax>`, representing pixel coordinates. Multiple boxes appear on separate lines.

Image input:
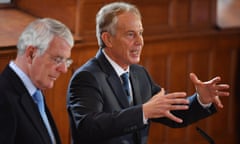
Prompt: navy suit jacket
<box><xmin>0</xmin><ymin>65</ymin><xmax>61</xmax><ymax>144</ymax></box>
<box><xmin>67</xmin><ymin>49</ymin><xmax>216</xmax><ymax>144</ymax></box>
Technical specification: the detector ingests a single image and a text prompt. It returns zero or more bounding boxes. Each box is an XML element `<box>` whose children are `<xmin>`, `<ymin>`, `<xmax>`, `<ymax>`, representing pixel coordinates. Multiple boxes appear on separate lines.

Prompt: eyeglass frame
<box><xmin>44</xmin><ymin>52</ymin><xmax>73</xmax><ymax>68</ymax></box>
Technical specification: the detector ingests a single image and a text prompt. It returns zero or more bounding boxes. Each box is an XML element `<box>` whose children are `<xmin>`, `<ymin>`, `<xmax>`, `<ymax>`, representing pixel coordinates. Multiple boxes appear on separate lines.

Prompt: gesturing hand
<box><xmin>189</xmin><ymin>73</ymin><xmax>230</xmax><ymax>108</ymax></box>
<box><xmin>143</xmin><ymin>88</ymin><xmax>189</xmax><ymax>123</ymax></box>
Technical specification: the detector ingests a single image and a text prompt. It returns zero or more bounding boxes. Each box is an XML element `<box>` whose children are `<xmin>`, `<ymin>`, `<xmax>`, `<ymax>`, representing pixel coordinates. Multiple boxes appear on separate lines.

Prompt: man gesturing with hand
<box><xmin>67</xmin><ymin>2</ymin><xmax>230</xmax><ymax>144</ymax></box>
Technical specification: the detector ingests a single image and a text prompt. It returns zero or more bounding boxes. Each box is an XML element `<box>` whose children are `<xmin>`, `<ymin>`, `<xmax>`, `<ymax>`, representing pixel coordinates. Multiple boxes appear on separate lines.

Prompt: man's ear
<box><xmin>101</xmin><ymin>32</ymin><xmax>112</xmax><ymax>47</ymax></box>
<box><xmin>25</xmin><ymin>46</ymin><xmax>37</xmax><ymax>63</ymax></box>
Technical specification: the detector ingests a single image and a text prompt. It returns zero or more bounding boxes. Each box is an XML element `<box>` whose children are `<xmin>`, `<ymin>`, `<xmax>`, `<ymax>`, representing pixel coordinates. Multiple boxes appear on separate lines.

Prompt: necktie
<box><xmin>121</xmin><ymin>72</ymin><xmax>132</xmax><ymax>105</ymax></box>
<box><xmin>33</xmin><ymin>90</ymin><xmax>56</xmax><ymax>144</ymax></box>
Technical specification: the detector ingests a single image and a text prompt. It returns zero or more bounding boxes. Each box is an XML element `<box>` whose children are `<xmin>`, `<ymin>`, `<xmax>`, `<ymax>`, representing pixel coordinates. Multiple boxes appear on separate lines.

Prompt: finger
<box><xmin>215</xmin><ymin>84</ymin><xmax>230</xmax><ymax>90</ymax></box>
<box><xmin>209</xmin><ymin>76</ymin><xmax>221</xmax><ymax>84</ymax></box>
<box><xmin>159</xmin><ymin>88</ymin><xmax>165</xmax><ymax>95</ymax></box>
<box><xmin>216</xmin><ymin>91</ymin><xmax>230</xmax><ymax>97</ymax></box>
<box><xmin>165</xmin><ymin>92</ymin><xmax>187</xmax><ymax>99</ymax></box>
<box><xmin>165</xmin><ymin>112</ymin><xmax>183</xmax><ymax>123</ymax></box>
<box><xmin>189</xmin><ymin>73</ymin><xmax>201</xmax><ymax>85</ymax></box>
<box><xmin>169</xmin><ymin>104</ymin><xmax>189</xmax><ymax>111</ymax></box>
<box><xmin>154</xmin><ymin>88</ymin><xmax>165</xmax><ymax>97</ymax></box>
<box><xmin>214</xmin><ymin>96</ymin><xmax>223</xmax><ymax>108</ymax></box>
<box><xmin>166</xmin><ymin>98</ymin><xmax>189</xmax><ymax>105</ymax></box>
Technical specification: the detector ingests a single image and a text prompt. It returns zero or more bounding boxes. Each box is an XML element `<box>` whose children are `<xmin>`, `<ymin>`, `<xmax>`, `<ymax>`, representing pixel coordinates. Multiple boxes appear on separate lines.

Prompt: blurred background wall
<box><xmin>0</xmin><ymin>0</ymin><xmax>239</xmax><ymax>143</ymax></box>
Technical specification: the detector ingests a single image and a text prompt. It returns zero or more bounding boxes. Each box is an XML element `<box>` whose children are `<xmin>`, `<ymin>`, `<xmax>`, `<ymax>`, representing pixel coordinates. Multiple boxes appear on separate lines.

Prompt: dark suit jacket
<box><xmin>67</xmin><ymin>49</ymin><xmax>216</xmax><ymax>144</ymax></box>
<box><xmin>0</xmin><ymin>65</ymin><xmax>61</xmax><ymax>144</ymax></box>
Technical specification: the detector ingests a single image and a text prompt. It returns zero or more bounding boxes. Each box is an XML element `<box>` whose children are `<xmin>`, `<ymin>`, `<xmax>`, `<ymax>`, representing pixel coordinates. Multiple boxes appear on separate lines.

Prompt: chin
<box><xmin>132</xmin><ymin>59</ymin><xmax>140</xmax><ymax>64</ymax></box>
<box><xmin>45</xmin><ymin>82</ymin><xmax>54</xmax><ymax>89</ymax></box>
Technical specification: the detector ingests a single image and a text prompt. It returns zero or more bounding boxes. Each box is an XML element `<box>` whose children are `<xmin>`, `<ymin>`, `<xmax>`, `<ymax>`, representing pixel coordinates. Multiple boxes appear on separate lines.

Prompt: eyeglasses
<box><xmin>42</xmin><ymin>51</ymin><xmax>73</xmax><ymax>68</ymax></box>
<box><xmin>49</xmin><ymin>56</ymin><xmax>73</xmax><ymax>68</ymax></box>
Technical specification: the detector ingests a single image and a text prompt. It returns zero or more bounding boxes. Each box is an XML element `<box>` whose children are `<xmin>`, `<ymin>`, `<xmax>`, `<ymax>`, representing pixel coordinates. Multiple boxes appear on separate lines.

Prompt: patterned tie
<box><xmin>121</xmin><ymin>72</ymin><xmax>132</xmax><ymax>105</ymax></box>
<box><xmin>33</xmin><ymin>90</ymin><xmax>56</xmax><ymax>144</ymax></box>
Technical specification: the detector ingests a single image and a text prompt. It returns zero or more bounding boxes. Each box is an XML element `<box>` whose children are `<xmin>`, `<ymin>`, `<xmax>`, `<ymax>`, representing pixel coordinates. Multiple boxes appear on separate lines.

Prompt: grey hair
<box><xmin>17</xmin><ymin>18</ymin><xmax>74</xmax><ymax>55</ymax></box>
<box><xmin>96</xmin><ymin>2</ymin><xmax>141</xmax><ymax>48</ymax></box>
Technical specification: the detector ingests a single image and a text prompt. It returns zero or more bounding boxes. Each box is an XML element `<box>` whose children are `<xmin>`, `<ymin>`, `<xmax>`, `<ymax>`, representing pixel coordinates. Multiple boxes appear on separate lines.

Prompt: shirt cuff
<box><xmin>197</xmin><ymin>93</ymin><xmax>212</xmax><ymax>108</ymax></box>
<box><xmin>143</xmin><ymin>111</ymin><xmax>148</xmax><ymax>124</ymax></box>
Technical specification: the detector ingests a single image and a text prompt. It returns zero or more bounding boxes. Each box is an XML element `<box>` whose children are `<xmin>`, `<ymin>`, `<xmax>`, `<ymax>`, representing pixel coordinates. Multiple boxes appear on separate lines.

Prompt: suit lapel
<box><xmin>130</xmin><ymin>68</ymin><xmax>142</xmax><ymax>105</ymax></box>
<box><xmin>20</xmin><ymin>93</ymin><xmax>52</xmax><ymax>143</ymax></box>
<box><xmin>3</xmin><ymin>66</ymin><xmax>52</xmax><ymax>143</ymax></box>
<box><xmin>45</xmin><ymin>106</ymin><xmax>61</xmax><ymax>143</ymax></box>
<box><xmin>96</xmin><ymin>50</ymin><xmax>130</xmax><ymax>108</ymax></box>
<box><xmin>107</xmin><ymin>75</ymin><xmax>130</xmax><ymax>108</ymax></box>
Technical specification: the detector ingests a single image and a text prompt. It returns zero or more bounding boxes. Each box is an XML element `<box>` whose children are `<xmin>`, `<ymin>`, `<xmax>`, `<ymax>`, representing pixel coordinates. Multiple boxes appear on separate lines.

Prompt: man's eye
<box><xmin>127</xmin><ymin>32</ymin><xmax>135</xmax><ymax>38</ymax></box>
<box><xmin>128</xmin><ymin>33</ymin><xmax>134</xmax><ymax>36</ymax></box>
<box><xmin>54</xmin><ymin>57</ymin><xmax>63</xmax><ymax>64</ymax></box>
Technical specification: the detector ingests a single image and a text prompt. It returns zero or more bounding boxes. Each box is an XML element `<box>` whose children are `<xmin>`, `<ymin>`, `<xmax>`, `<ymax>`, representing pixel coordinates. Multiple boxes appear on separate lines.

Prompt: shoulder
<box><xmin>72</xmin><ymin>58</ymin><xmax>102</xmax><ymax>77</ymax></box>
<box><xmin>130</xmin><ymin>64</ymin><xmax>149</xmax><ymax>75</ymax></box>
<box><xmin>70</xmin><ymin>58</ymin><xmax>107</xmax><ymax>84</ymax></box>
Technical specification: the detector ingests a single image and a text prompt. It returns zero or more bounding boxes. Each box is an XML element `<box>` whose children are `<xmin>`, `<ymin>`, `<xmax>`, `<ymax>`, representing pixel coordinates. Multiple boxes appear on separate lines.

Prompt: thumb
<box><xmin>189</xmin><ymin>73</ymin><xmax>201</xmax><ymax>85</ymax></box>
<box><xmin>159</xmin><ymin>88</ymin><xmax>165</xmax><ymax>96</ymax></box>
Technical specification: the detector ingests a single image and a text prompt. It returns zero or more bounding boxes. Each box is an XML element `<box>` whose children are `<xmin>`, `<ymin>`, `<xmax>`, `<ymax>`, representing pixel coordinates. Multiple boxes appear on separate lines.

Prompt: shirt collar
<box><xmin>9</xmin><ymin>61</ymin><xmax>37</xmax><ymax>96</ymax></box>
<box><xmin>102</xmin><ymin>49</ymin><xmax>129</xmax><ymax>77</ymax></box>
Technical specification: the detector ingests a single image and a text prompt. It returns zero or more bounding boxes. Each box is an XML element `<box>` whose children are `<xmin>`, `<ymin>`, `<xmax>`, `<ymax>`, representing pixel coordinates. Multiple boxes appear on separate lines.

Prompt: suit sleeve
<box><xmin>0</xmin><ymin>92</ymin><xmax>16</xmax><ymax>144</ymax></box>
<box><xmin>151</xmin><ymin>94</ymin><xmax>217</xmax><ymax>127</ymax></box>
<box><xmin>140</xmin><ymin>66</ymin><xmax>217</xmax><ymax>127</ymax></box>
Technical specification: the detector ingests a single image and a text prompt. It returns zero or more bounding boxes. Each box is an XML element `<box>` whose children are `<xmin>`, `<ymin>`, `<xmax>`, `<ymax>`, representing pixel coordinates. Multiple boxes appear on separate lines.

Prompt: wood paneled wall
<box><xmin>143</xmin><ymin>32</ymin><xmax>239</xmax><ymax>144</ymax></box>
<box><xmin>14</xmin><ymin>0</ymin><xmax>217</xmax><ymax>40</ymax></box>
<box><xmin>0</xmin><ymin>0</ymin><xmax>239</xmax><ymax>144</ymax></box>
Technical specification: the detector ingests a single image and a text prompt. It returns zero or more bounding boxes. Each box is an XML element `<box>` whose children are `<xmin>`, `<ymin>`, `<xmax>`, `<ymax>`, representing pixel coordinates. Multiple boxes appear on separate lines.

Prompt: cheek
<box><xmin>113</xmin><ymin>38</ymin><xmax>132</xmax><ymax>57</ymax></box>
<box><xmin>32</xmin><ymin>66</ymin><xmax>44</xmax><ymax>80</ymax></box>
<box><xmin>32</xmin><ymin>62</ymin><xmax>50</xmax><ymax>79</ymax></box>
<box><xmin>119</xmin><ymin>40</ymin><xmax>131</xmax><ymax>50</ymax></box>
